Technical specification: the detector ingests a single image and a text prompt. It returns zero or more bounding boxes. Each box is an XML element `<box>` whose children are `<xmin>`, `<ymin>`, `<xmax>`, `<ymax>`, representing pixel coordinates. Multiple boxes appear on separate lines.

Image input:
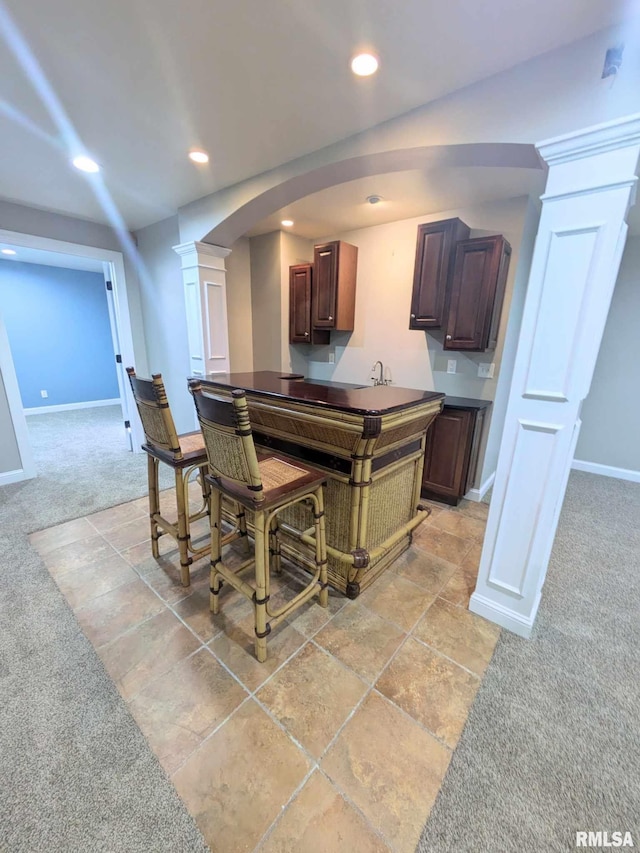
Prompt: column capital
<box><xmin>537</xmin><ymin>112</ymin><xmax>640</xmax><ymax>166</ymax></box>
<box><xmin>173</xmin><ymin>241</ymin><xmax>232</xmax><ymax>270</ymax></box>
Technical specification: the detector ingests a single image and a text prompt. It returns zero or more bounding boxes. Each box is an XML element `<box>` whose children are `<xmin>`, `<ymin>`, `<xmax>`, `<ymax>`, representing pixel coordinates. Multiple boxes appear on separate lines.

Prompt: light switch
<box><xmin>446</xmin><ymin>360</ymin><xmax>457</xmax><ymax>374</ymax></box>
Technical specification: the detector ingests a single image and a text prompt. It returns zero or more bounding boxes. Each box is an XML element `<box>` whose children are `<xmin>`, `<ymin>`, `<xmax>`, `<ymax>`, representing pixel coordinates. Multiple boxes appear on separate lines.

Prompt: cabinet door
<box><xmin>312</xmin><ymin>242</ymin><xmax>338</xmax><ymax>328</ymax></box>
<box><xmin>289</xmin><ymin>264</ymin><xmax>312</xmax><ymax>343</ymax></box>
<box><xmin>444</xmin><ymin>236</ymin><xmax>510</xmax><ymax>351</ymax></box>
<box><xmin>422</xmin><ymin>408</ymin><xmax>474</xmax><ymax>503</ymax></box>
<box><xmin>409</xmin><ymin>218</ymin><xmax>469</xmax><ymax>330</ymax></box>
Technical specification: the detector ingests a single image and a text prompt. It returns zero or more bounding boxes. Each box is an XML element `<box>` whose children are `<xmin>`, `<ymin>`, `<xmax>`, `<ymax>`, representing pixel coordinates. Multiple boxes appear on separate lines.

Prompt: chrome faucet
<box><xmin>371</xmin><ymin>360</ymin><xmax>384</xmax><ymax>386</ymax></box>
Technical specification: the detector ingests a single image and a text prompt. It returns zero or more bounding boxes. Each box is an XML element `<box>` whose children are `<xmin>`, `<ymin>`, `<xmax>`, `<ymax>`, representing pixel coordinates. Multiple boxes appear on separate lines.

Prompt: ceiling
<box><xmin>0</xmin><ymin>0</ymin><xmax>631</xmax><ymax>231</ymax></box>
<box><xmin>246</xmin><ymin>166</ymin><xmax>547</xmax><ymax>240</ymax></box>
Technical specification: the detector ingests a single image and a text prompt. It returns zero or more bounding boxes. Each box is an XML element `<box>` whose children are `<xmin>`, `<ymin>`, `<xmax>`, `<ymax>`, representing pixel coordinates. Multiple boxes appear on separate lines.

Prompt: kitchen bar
<box><xmin>197</xmin><ymin>371</ymin><xmax>444</xmax><ymax>597</ymax></box>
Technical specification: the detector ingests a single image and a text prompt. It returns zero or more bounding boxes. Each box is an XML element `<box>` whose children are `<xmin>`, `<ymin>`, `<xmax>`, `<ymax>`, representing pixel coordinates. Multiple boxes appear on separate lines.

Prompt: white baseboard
<box><xmin>24</xmin><ymin>398</ymin><xmax>120</xmax><ymax>416</ymax></box>
<box><xmin>469</xmin><ymin>590</ymin><xmax>538</xmax><ymax>639</ymax></box>
<box><xmin>0</xmin><ymin>468</ymin><xmax>34</xmax><ymax>486</ymax></box>
<box><xmin>571</xmin><ymin>459</ymin><xmax>640</xmax><ymax>484</ymax></box>
<box><xmin>465</xmin><ymin>471</ymin><xmax>495</xmax><ymax>502</ymax></box>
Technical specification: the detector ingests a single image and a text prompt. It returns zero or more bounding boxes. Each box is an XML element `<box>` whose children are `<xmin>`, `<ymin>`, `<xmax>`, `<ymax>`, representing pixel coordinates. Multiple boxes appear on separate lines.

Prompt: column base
<box><xmin>469</xmin><ymin>589</ymin><xmax>541</xmax><ymax>639</ymax></box>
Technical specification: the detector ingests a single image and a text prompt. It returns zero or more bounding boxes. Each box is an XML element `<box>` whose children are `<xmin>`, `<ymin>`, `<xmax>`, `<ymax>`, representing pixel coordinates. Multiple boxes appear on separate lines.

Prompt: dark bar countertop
<box><xmin>199</xmin><ymin>371</ymin><xmax>444</xmax><ymax>416</ymax></box>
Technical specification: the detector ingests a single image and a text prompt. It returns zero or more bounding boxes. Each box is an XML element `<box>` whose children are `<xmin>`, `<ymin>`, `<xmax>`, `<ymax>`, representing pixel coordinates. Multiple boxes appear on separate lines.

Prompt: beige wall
<box><xmin>250</xmin><ymin>232</ymin><xmax>282</xmax><ymax>371</ymax></box>
<box><xmin>575</xmin><ymin>236</ymin><xmax>640</xmax><ymax>474</ymax></box>
<box><xmin>226</xmin><ymin>237</ymin><xmax>254</xmax><ymax>373</ymax></box>
<box><xmin>233</xmin><ymin>197</ymin><xmax>534</xmax><ymax>489</ymax></box>
<box><xmin>279</xmin><ymin>231</ymin><xmax>313</xmax><ymax>375</ymax></box>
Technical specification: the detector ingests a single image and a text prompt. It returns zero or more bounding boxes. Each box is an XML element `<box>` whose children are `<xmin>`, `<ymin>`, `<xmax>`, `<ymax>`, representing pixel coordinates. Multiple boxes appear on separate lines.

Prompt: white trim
<box><xmin>24</xmin><ymin>398</ymin><xmax>120</xmax><ymax>415</ymax></box>
<box><xmin>0</xmin><ymin>317</ymin><xmax>36</xmax><ymax>481</ymax></box>
<box><xmin>0</xmin><ymin>228</ymin><xmax>144</xmax><ymax>453</ymax></box>
<box><xmin>571</xmin><ymin>458</ymin><xmax>640</xmax><ymax>484</ymax></box>
<box><xmin>464</xmin><ymin>471</ymin><xmax>495</xmax><ymax>502</ymax></box>
<box><xmin>537</xmin><ymin>113</ymin><xmax>640</xmax><ymax>164</ymax></box>
<box><xmin>0</xmin><ymin>468</ymin><xmax>32</xmax><ymax>486</ymax></box>
<box><xmin>469</xmin><ymin>591</ymin><xmax>539</xmax><ymax>639</ymax></box>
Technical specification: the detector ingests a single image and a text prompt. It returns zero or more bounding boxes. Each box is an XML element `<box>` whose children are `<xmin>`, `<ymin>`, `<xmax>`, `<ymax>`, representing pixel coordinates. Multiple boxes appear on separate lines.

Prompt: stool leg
<box><xmin>210</xmin><ymin>489</ymin><xmax>222</xmax><ymax>614</ymax></box>
<box><xmin>253</xmin><ymin>510</ymin><xmax>269</xmax><ymax>663</ymax></box>
<box><xmin>315</xmin><ymin>487</ymin><xmax>329</xmax><ymax>608</ymax></box>
<box><xmin>236</xmin><ymin>504</ymin><xmax>250</xmax><ymax>554</ymax></box>
<box><xmin>198</xmin><ymin>465</ymin><xmax>211</xmax><ymax>518</ymax></box>
<box><xmin>148</xmin><ymin>455</ymin><xmax>160</xmax><ymax>559</ymax></box>
<box><xmin>175</xmin><ymin>468</ymin><xmax>190</xmax><ymax>587</ymax></box>
<box><xmin>269</xmin><ymin>515</ymin><xmax>281</xmax><ymax>574</ymax></box>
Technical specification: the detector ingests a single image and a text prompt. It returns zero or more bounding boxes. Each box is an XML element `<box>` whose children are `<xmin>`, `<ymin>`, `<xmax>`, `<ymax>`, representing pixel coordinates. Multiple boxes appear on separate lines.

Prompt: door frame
<box><xmin>0</xmin><ymin>228</ymin><xmax>144</xmax><ymax>486</ymax></box>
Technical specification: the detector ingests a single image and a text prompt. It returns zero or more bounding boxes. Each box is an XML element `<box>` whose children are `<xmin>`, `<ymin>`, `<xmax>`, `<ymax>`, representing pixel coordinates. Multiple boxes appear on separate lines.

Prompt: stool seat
<box><xmin>210</xmin><ymin>454</ymin><xmax>326</xmax><ymax>509</ymax></box>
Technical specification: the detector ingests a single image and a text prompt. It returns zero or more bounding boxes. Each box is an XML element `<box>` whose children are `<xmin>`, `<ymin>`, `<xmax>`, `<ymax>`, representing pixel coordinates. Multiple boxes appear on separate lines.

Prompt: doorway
<box><xmin>0</xmin><ymin>228</ymin><xmax>143</xmax><ymax>486</ymax></box>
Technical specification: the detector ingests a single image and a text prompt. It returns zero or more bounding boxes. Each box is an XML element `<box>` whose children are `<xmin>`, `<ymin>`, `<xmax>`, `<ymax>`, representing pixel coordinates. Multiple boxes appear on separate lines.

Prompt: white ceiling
<box><xmin>0</xmin><ymin>0</ymin><xmax>631</xmax><ymax>230</ymax></box>
<box><xmin>0</xmin><ymin>245</ymin><xmax>104</xmax><ymax>272</ymax></box>
<box><xmin>247</xmin><ymin>166</ymin><xmax>547</xmax><ymax>240</ymax></box>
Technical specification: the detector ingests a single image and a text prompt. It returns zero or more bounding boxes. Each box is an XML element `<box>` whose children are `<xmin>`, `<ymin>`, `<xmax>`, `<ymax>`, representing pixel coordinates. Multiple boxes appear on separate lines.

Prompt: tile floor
<box><xmin>30</xmin><ymin>488</ymin><xmax>500</xmax><ymax>853</ymax></box>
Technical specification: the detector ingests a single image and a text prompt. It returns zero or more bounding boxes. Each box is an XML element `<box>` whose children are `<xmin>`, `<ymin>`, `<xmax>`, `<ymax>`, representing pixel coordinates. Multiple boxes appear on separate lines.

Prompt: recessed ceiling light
<box><xmin>189</xmin><ymin>150</ymin><xmax>209</xmax><ymax>164</ymax></box>
<box><xmin>351</xmin><ymin>53</ymin><xmax>379</xmax><ymax>76</ymax></box>
<box><xmin>1</xmin><ymin>248</ymin><xmax>16</xmax><ymax>255</ymax></box>
<box><xmin>281</xmin><ymin>219</ymin><xmax>294</xmax><ymax>227</ymax></box>
<box><xmin>366</xmin><ymin>194</ymin><xmax>383</xmax><ymax>205</ymax></box>
<box><xmin>72</xmin><ymin>155</ymin><xmax>100</xmax><ymax>173</ymax></box>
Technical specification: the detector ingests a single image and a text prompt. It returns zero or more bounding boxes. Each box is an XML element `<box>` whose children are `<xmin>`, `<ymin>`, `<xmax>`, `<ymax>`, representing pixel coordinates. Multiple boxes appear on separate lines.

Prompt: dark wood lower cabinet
<box><xmin>421</xmin><ymin>398</ymin><xmax>491</xmax><ymax>506</ymax></box>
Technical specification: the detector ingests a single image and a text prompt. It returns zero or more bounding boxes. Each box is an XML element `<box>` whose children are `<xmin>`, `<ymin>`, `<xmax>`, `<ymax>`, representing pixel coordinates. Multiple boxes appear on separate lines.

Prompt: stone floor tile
<box><xmin>128</xmin><ymin>648</ymin><xmax>248</xmax><ymax>774</ymax></box>
<box><xmin>53</xmin><ymin>552</ymin><xmax>138</xmax><ymax>609</ymax></box>
<box><xmin>413</xmin><ymin>597</ymin><xmax>500</xmax><ymax>676</ymax></box>
<box><xmin>412</xmin><ymin>525</ymin><xmax>474</xmax><ymax>566</ymax></box>
<box><xmin>314</xmin><ymin>604</ymin><xmax>404</xmax><ymax>684</ymax></box>
<box><xmin>75</xmin><ymin>578</ymin><xmax>165</xmax><ymax>647</ymax></box>
<box><xmin>257</xmin><ymin>643</ymin><xmax>367</xmax><ymax>758</ymax></box>
<box><xmin>358</xmin><ymin>572</ymin><xmax>436</xmax><ymax>631</ymax></box>
<box><xmin>375</xmin><ymin>637</ymin><xmax>479</xmax><ymax>748</ymax></box>
<box><xmin>392</xmin><ymin>547</ymin><xmax>457</xmax><ymax>595</ymax></box>
<box><xmin>172</xmin><ymin>699</ymin><xmax>311</xmax><ymax>852</ymax></box>
<box><xmin>29</xmin><ymin>517</ymin><xmax>96</xmax><ymax>555</ymax></box>
<box><xmin>98</xmin><ymin>609</ymin><xmax>201</xmax><ymax>699</ymax></box>
<box><xmin>322</xmin><ymin>691</ymin><xmax>450</xmax><ymax>851</ymax></box>
<box><xmin>259</xmin><ymin>770</ymin><xmax>390</xmax><ymax>852</ymax></box>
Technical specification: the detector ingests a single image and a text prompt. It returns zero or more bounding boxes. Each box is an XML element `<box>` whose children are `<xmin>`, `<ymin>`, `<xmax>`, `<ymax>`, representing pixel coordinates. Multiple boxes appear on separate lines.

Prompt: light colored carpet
<box><xmin>0</xmin><ymin>406</ymin><xmax>209</xmax><ymax>852</ymax></box>
<box><xmin>417</xmin><ymin>471</ymin><xmax>640</xmax><ymax>852</ymax></box>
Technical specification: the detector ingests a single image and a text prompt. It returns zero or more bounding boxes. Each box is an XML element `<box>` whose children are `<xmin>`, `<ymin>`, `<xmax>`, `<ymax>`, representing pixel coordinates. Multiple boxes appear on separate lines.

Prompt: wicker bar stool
<box><xmin>127</xmin><ymin>368</ymin><xmax>245</xmax><ymax>586</ymax></box>
<box><xmin>189</xmin><ymin>381</ymin><xmax>329</xmax><ymax>663</ymax></box>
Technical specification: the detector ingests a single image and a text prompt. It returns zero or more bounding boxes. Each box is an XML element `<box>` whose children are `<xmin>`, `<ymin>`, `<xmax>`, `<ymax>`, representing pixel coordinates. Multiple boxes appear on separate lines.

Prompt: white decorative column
<box><xmin>173</xmin><ymin>241</ymin><xmax>231</xmax><ymax>382</ymax></box>
<box><xmin>470</xmin><ymin>114</ymin><xmax>640</xmax><ymax>638</ymax></box>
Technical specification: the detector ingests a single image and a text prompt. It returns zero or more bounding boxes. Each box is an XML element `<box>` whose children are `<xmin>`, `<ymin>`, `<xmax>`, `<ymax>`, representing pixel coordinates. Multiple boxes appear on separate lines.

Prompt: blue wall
<box><xmin>0</xmin><ymin>260</ymin><xmax>119</xmax><ymax>408</ymax></box>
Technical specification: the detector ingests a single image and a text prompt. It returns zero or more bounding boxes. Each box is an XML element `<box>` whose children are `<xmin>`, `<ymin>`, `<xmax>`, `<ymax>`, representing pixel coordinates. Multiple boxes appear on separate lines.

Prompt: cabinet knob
<box><xmin>328</xmin><ymin>315</ymin><xmax>333</xmax><ymax>321</ymax></box>
<box><xmin>446</xmin><ymin>335</ymin><xmax>452</xmax><ymax>341</ymax></box>
<box><xmin>410</xmin><ymin>313</ymin><xmax>416</xmax><ymax>319</ymax></box>
<box><xmin>304</xmin><ymin>331</ymin><xmax>309</xmax><ymax>337</ymax></box>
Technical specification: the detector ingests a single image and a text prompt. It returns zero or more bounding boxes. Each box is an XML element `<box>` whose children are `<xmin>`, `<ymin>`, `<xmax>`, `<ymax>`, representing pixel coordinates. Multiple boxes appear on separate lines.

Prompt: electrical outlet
<box><xmin>446</xmin><ymin>359</ymin><xmax>457</xmax><ymax>374</ymax></box>
<box><xmin>328</xmin><ymin>351</ymin><xmax>335</xmax><ymax>364</ymax></box>
<box><xmin>40</xmin><ymin>390</ymin><xmax>48</xmax><ymax>398</ymax></box>
<box><xmin>477</xmin><ymin>362</ymin><xmax>495</xmax><ymax>379</ymax></box>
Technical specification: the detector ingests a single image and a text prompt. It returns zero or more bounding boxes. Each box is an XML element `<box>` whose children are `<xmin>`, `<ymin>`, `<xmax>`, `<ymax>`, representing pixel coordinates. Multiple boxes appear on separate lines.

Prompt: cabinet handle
<box><xmin>304</xmin><ymin>331</ymin><xmax>309</xmax><ymax>337</ymax></box>
<box><xmin>446</xmin><ymin>335</ymin><xmax>452</xmax><ymax>340</ymax></box>
<box><xmin>328</xmin><ymin>315</ymin><xmax>333</xmax><ymax>321</ymax></box>
<box><xmin>410</xmin><ymin>313</ymin><xmax>416</xmax><ymax>319</ymax></box>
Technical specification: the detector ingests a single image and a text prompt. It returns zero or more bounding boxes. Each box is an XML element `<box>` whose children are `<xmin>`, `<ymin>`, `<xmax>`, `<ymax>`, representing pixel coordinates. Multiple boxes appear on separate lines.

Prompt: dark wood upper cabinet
<box><xmin>409</xmin><ymin>218</ymin><xmax>470</xmax><ymax>330</ymax></box>
<box><xmin>312</xmin><ymin>240</ymin><xmax>358</xmax><ymax>331</ymax></box>
<box><xmin>289</xmin><ymin>264</ymin><xmax>330</xmax><ymax>345</ymax></box>
<box><xmin>444</xmin><ymin>235</ymin><xmax>511</xmax><ymax>352</ymax></box>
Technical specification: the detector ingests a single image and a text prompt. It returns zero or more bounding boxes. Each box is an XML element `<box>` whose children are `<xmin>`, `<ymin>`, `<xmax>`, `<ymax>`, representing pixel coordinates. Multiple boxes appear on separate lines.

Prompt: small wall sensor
<box><xmin>602</xmin><ymin>44</ymin><xmax>624</xmax><ymax>79</ymax></box>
